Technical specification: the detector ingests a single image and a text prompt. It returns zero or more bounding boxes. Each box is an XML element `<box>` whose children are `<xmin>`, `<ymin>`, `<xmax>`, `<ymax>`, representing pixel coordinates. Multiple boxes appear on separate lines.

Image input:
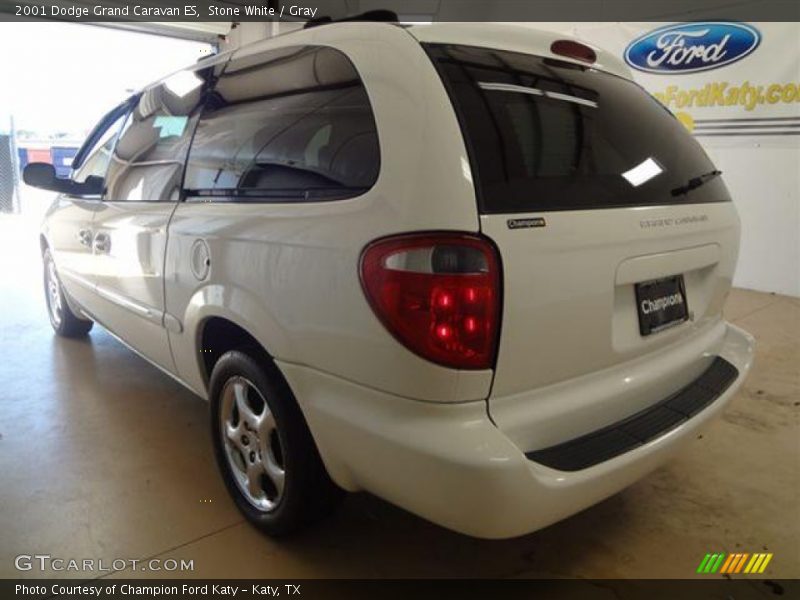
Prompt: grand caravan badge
<box><xmin>624</xmin><ymin>22</ymin><xmax>761</xmax><ymax>74</ymax></box>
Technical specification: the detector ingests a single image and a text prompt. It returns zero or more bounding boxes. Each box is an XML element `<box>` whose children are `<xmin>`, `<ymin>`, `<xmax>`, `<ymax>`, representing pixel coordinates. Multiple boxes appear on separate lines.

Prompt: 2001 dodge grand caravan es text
<box><xmin>27</xmin><ymin>22</ymin><xmax>754</xmax><ymax>538</ymax></box>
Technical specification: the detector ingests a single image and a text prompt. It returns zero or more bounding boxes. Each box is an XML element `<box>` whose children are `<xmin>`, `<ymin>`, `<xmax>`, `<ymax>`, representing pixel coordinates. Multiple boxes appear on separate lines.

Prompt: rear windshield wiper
<box><xmin>670</xmin><ymin>170</ymin><xmax>722</xmax><ymax>197</ymax></box>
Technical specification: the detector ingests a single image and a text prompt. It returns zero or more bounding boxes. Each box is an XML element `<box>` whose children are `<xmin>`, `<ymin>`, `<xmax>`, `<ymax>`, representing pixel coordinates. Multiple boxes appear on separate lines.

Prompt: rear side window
<box><xmin>184</xmin><ymin>46</ymin><xmax>379</xmax><ymax>202</ymax></box>
<box><xmin>425</xmin><ymin>44</ymin><xmax>729</xmax><ymax>213</ymax></box>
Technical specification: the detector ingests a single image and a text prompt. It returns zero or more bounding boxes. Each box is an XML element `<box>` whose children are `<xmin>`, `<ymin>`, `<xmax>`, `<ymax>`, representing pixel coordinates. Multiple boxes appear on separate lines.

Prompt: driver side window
<box><xmin>72</xmin><ymin>111</ymin><xmax>130</xmax><ymax>185</ymax></box>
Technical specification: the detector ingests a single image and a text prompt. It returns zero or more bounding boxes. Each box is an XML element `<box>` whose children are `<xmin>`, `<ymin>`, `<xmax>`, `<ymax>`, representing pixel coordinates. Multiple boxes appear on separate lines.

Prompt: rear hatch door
<box><xmin>424</xmin><ymin>43</ymin><xmax>740</xmax><ymax>400</ymax></box>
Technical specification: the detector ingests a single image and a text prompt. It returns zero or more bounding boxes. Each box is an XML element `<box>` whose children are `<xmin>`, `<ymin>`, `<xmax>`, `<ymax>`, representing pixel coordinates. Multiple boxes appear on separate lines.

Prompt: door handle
<box><xmin>78</xmin><ymin>229</ymin><xmax>93</xmax><ymax>247</ymax></box>
<box><xmin>93</xmin><ymin>232</ymin><xmax>111</xmax><ymax>254</ymax></box>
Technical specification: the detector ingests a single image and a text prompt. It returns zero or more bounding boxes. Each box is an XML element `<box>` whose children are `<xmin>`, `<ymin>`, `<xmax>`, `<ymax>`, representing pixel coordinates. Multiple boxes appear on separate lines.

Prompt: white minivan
<box><xmin>28</xmin><ymin>22</ymin><xmax>754</xmax><ymax>538</ymax></box>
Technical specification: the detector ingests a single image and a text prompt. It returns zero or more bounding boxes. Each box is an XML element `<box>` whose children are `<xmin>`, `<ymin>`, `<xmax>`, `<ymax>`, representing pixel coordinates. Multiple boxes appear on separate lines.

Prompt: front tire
<box><xmin>43</xmin><ymin>249</ymin><xmax>93</xmax><ymax>338</ymax></box>
<box><xmin>209</xmin><ymin>350</ymin><xmax>342</xmax><ymax>536</ymax></box>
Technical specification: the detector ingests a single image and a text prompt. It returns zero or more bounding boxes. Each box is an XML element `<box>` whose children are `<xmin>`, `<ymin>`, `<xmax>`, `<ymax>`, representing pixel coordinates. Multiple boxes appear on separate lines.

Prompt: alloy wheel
<box><xmin>219</xmin><ymin>376</ymin><xmax>285</xmax><ymax>512</ymax></box>
<box><xmin>45</xmin><ymin>259</ymin><xmax>63</xmax><ymax>327</ymax></box>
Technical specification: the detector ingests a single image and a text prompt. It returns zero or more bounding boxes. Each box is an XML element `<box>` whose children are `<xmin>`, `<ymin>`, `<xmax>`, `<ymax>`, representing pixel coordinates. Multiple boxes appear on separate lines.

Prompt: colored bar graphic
<box><xmin>759</xmin><ymin>553</ymin><xmax>773</xmax><ymax>573</ymax></box>
<box><xmin>749</xmin><ymin>554</ymin><xmax>766</xmax><ymax>573</ymax></box>
<box><xmin>701</xmin><ymin>552</ymin><xmax>774</xmax><ymax>575</ymax></box>
<box><xmin>720</xmin><ymin>554</ymin><xmax>736</xmax><ymax>574</ymax></box>
<box><xmin>744</xmin><ymin>554</ymin><xmax>759</xmax><ymax>573</ymax></box>
<box><xmin>710</xmin><ymin>553</ymin><xmax>726</xmax><ymax>573</ymax></box>
<box><xmin>697</xmin><ymin>553</ymin><xmax>712</xmax><ymax>573</ymax></box>
<box><xmin>735</xmin><ymin>553</ymin><xmax>749</xmax><ymax>573</ymax></box>
<box><xmin>722</xmin><ymin>553</ymin><xmax>739</xmax><ymax>574</ymax></box>
<box><xmin>705</xmin><ymin>553</ymin><xmax>719</xmax><ymax>573</ymax></box>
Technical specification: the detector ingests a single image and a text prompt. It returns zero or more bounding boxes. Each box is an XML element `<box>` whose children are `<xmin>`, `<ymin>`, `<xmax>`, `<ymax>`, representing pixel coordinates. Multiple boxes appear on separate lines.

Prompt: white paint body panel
<box><xmin>40</xmin><ymin>22</ymin><xmax>754</xmax><ymax>538</ymax></box>
<box><xmin>41</xmin><ymin>197</ymin><xmax>102</xmax><ymax>313</ymax></box>
<box><xmin>88</xmin><ymin>201</ymin><xmax>176</xmax><ymax>370</ymax></box>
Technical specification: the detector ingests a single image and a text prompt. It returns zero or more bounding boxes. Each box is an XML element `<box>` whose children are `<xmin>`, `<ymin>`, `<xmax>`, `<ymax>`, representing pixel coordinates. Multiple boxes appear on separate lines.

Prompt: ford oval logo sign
<box><xmin>624</xmin><ymin>22</ymin><xmax>761</xmax><ymax>74</ymax></box>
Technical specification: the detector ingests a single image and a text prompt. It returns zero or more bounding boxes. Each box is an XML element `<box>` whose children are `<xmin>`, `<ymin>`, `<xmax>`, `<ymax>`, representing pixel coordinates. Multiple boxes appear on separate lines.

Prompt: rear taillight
<box><xmin>359</xmin><ymin>233</ymin><xmax>501</xmax><ymax>370</ymax></box>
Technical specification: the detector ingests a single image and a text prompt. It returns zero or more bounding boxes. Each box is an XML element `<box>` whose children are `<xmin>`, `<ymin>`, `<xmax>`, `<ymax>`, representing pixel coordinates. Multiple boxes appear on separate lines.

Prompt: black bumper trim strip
<box><xmin>525</xmin><ymin>357</ymin><xmax>739</xmax><ymax>472</ymax></box>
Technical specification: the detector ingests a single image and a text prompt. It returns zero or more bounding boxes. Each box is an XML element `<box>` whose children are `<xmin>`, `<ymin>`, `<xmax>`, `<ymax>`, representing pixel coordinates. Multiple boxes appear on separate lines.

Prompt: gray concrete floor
<box><xmin>0</xmin><ymin>212</ymin><xmax>798</xmax><ymax>579</ymax></box>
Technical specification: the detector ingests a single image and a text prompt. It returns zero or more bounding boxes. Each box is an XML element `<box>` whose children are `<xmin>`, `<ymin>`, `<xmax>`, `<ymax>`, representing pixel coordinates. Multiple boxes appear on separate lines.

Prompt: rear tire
<box><xmin>43</xmin><ymin>248</ymin><xmax>93</xmax><ymax>338</ymax></box>
<box><xmin>209</xmin><ymin>350</ymin><xmax>342</xmax><ymax>536</ymax></box>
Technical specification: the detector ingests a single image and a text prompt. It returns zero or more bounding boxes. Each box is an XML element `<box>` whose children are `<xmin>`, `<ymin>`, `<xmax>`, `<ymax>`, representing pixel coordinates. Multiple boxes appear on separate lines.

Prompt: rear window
<box><xmin>425</xmin><ymin>44</ymin><xmax>730</xmax><ymax>213</ymax></box>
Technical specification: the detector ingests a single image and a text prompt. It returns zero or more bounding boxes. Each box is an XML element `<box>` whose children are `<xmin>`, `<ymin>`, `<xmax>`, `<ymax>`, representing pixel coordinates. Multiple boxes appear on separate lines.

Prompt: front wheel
<box><xmin>43</xmin><ymin>249</ymin><xmax>93</xmax><ymax>337</ymax></box>
<box><xmin>209</xmin><ymin>350</ymin><xmax>342</xmax><ymax>536</ymax></box>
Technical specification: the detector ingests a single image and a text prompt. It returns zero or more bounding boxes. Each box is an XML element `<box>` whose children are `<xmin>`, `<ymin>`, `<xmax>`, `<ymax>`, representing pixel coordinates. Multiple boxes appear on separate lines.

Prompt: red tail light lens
<box><xmin>551</xmin><ymin>40</ymin><xmax>597</xmax><ymax>64</ymax></box>
<box><xmin>359</xmin><ymin>233</ymin><xmax>501</xmax><ymax>370</ymax></box>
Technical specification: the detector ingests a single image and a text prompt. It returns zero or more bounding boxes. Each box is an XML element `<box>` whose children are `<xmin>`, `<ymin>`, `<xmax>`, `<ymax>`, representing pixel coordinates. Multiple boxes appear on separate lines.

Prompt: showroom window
<box><xmin>184</xmin><ymin>45</ymin><xmax>380</xmax><ymax>203</ymax></box>
<box><xmin>425</xmin><ymin>43</ymin><xmax>729</xmax><ymax>213</ymax></box>
<box><xmin>104</xmin><ymin>63</ymin><xmax>221</xmax><ymax>202</ymax></box>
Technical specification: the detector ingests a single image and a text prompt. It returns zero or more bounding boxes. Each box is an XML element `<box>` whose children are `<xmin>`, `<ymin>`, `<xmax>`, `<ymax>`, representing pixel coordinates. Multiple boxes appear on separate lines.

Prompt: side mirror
<box><xmin>23</xmin><ymin>162</ymin><xmax>103</xmax><ymax>196</ymax></box>
<box><xmin>23</xmin><ymin>162</ymin><xmax>58</xmax><ymax>191</ymax></box>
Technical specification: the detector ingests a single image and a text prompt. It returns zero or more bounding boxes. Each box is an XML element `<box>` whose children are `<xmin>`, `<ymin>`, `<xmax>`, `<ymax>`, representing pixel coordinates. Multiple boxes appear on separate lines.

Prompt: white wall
<box><xmin>706</xmin><ymin>146</ymin><xmax>799</xmax><ymax>296</ymax></box>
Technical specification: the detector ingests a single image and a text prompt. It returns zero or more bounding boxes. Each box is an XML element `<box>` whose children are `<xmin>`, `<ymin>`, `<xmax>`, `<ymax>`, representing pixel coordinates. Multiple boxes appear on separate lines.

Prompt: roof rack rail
<box><xmin>303</xmin><ymin>9</ymin><xmax>398</xmax><ymax>29</ymax></box>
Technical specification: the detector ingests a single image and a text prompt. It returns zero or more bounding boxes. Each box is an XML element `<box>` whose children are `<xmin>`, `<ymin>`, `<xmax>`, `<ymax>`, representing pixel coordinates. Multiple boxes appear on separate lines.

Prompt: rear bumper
<box><xmin>278</xmin><ymin>322</ymin><xmax>754</xmax><ymax>539</ymax></box>
<box><xmin>526</xmin><ymin>356</ymin><xmax>739</xmax><ymax>471</ymax></box>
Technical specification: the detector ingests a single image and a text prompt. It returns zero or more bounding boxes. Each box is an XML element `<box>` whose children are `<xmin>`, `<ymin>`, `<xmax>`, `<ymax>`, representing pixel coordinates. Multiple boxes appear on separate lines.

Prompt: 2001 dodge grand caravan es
<box><xmin>28</xmin><ymin>22</ymin><xmax>754</xmax><ymax>538</ymax></box>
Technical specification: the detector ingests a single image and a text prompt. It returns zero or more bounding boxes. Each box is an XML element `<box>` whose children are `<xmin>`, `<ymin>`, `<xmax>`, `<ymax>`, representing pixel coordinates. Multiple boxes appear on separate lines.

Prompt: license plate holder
<box><xmin>635</xmin><ymin>275</ymin><xmax>689</xmax><ymax>336</ymax></box>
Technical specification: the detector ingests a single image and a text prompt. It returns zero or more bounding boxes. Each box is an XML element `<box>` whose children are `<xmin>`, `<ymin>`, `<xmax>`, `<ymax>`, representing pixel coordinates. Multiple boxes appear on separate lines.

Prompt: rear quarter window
<box><xmin>424</xmin><ymin>43</ymin><xmax>730</xmax><ymax>213</ymax></box>
<box><xmin>184</xmin><ymin>46</ymin><xmax>380</xmax><ymax>203</ymax></box>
